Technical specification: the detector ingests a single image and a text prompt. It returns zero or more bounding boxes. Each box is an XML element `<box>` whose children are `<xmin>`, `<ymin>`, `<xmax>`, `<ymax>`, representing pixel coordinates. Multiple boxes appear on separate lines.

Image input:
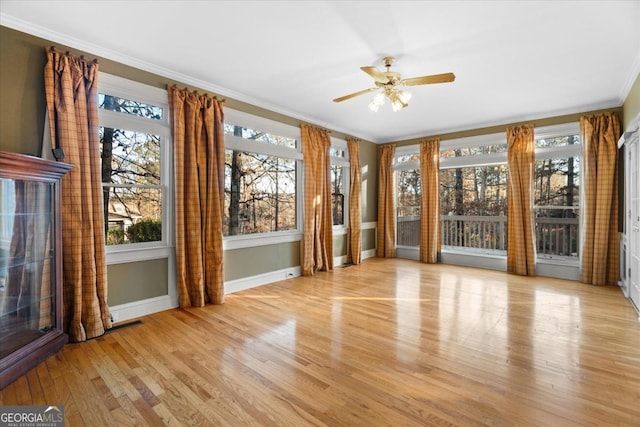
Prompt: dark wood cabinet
<box><xmin>0</xmin><ymin>151</ymin><xmax>72</xmax><ymax>389</ymax></box>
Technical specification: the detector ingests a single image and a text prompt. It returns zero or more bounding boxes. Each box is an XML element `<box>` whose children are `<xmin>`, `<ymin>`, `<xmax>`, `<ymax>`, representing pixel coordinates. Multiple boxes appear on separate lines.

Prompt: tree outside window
<box><xmin>99</xmin><ymin>94</ymin><xmax>164</xmax><ymax>246</ymax></box>
<box><xmin>223</xmin><ymin>124</ymin><xmax>297</xmax><ymax>236</ymax></box>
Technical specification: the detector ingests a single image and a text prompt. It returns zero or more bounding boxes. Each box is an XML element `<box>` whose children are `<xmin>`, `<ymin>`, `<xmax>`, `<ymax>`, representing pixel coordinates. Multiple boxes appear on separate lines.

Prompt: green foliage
<box><xmin>107</xmin><ymin>229</ymin><xmax>125</xmax><ymax>245</ymax></box>
<box><xmin>126</xmin><ymin>219</ymin><xmax>161</xmax><ymax>243</ymax></box>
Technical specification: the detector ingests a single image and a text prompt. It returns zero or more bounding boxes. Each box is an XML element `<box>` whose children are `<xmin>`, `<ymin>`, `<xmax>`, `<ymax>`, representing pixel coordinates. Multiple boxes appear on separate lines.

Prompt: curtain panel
<box><xmin>506</xmin><ymin>124</ymin><xmax>536</xmax><ymax>276</ymax></box>
<box><xmin>580</xmin><ymin>112</ymin><xmax>620</xmax><ymax>285</ymax></box>
<box><xmin>420</xmin><ymin>138</ymin><xmax>441</xmax><ymax>264</ymax></box>
<box><xmin>347</xmin><ymin>138</ymin><xmax>362</xmax><ymax>265</ymax></box>
<box><xmin>377</xmin><ymin>144</ymin><xmax>396</xmax><ymax>258</ymax></box>
<box><xmin>168</xmin><ymin>86</ymin><xmax>225</xmax><ymax>306</ymax></box>
<box><xmin>301</xmin><ymin>124</ymin><xmax>333</xmax><ymax>276</ymax></box>
<box><xmin>44</xmin><ymin>47</ymin><xmax>111</xmax><ymax>342</ymax></box>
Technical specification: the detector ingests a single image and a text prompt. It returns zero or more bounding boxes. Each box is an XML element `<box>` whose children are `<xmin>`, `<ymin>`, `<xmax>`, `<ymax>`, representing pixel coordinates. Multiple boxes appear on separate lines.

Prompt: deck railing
<box><xmin>440</xmin><ymin>215</ymin><xmax>507</xmax><ymax>251</ymax></box>
<box><xmin>535</xmin><ymin>216</ymin><xmax>579</xmax><ymax>257</ymax></box>
<box><xmin>397</xmin><ymin>215</ymin><xmax>579</xmax><ymax>258</ymax></box>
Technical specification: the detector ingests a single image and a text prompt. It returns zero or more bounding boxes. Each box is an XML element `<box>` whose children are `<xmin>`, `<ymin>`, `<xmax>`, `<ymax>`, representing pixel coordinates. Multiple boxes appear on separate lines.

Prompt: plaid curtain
<box><xmin>420</xmin><ymin>138</ymin><xmax>441</xmax><ymax>263</ymax></box>
<box><xmin>168</xmin><ymin>86</ymin><xmax>225</xmax><ymax>306</ymax></box>
<box><xmin>44</xmin><ymin>47</ymin><xmax>111</xmax><ymax>341</ymax></box>
<box><xmin>581</xmin><ymin>112</ymin><xmax>620</xmax><ymax>285</ymax></box>
<box><xmin>377</xmin><ymin>144</ymin><xmax>396</xmax><ymax>257</ymax></box>
<box><xmin>347</xmin><ymin>138</ymin><xmax>362</xmax><ymax>265</ymax></box>
<box><xmin>301</xmin><ymin>124</ymin><xmax>333</xmax><ymax>276</ymax></box>
<box><xmin>506</xmin><ymin>124</ymin><xmax>536</xmax><ymax>276</ymax></box>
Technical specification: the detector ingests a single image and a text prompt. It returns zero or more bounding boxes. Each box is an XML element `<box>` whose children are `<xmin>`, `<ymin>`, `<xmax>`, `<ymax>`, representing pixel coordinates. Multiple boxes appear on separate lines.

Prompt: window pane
<box><xmin>100</xmin><ymin>127</ymin><xmax>162</xmax><ymax>246</ymax></box>
<box><xmin>440</xmin><ymin>165</ymin><xmax>508</xmax><ymax>216</ymax></box>
<box><xmin>100</xmin><ymin>127</ymin><xmax>161</xmax><ymax>186</ymax></box>
<box><xmin>536</xmin><ymin>134</ymin><xmax>580</xmax><ymax>148</ymax></box>
<box><xmin>397</xmin><ymin>169</ymin><xmax>421</xmax><ymax>247</ymax></box>
<box><xmin>98</xmin><ymin>94</ymin><xmax>163</xmax><ymax>120</ymax></box>
<box><xmin>224</xmin><ymin>124</ymin><xmax>297</xmax><ymax>149</ymax></box>
<box><xmin>534</xmin><ymin>157</ymin><xmax>580</xmax><ymax>207</ymax></box>
<box><xmin>535</xmin><ymin>208</ymin><xmax>579</xmax><ymax>258</ymax></box>
<box><xmin>441</xmin><ymin>145</ymin><xmax>507</xmax><ymax>158</ymax></box>
<box><xmin>224</xmin><ymin>150</ymin><xmax>296</xmax><ymax>236</ymax></box>
<box><xmin>331</xmin><ymin>165</ymin><xmax>345</xmax><ymax>225</ymax></box>
<box><xmin>534</xmin><ymin>151</ymin><xmax>580</xmax><ymax>260</ymax></box>
<box><xmin>105</xmin><ymin>186</ymin><xmax>162</xmax><ymax>245</ymax></box>
<box><xmin>440</xmin><ymin>165</ymin><xmax>508</xmax><ymax>252</ymax></box>
<box><xmin>330</xmin><ymin>148</ymin><xmax>345</xmax><ymax>158</ymax></box>
<box><xmin>396</xmin><ymin>153</ymin><xmax>419</xmax><ymax>164</ymax></box>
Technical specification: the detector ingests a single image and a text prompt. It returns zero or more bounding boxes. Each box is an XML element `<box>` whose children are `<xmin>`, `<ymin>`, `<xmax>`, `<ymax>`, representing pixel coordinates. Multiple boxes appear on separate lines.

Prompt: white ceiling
<box><xmin>2</xmin><ymin>1</ymin><xmax>639</xmax><ymax>143</ymax></box>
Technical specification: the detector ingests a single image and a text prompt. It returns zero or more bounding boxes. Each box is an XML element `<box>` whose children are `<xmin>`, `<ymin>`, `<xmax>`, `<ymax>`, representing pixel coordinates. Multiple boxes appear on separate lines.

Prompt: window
<box><xmin>534</xmin><ymin>124</ymin><xmax>581</xmax><ymax>262</ymax></box>
<box><xmin>330</xmin><ymin>138</ymin><xmax>350</xmax><ymax>227</ymax></box>
<box><xmin>391</xmin><ymin>124</ymin><xmax>581</xmax><ymax>270</ymax></box>
<box><xmin>97</xmin><ymin>74</ymin><xmax>172</xmax><ymax>255</ymax></box>
<box><xmin>440</xmin><ymin>134</ymin><xmax>508</xmax><ymax>254</ymax></box>
<box><xmin>223</xmin><ymin>109</ymin><xmax>302</xmax><ymax>241</ymax></box>
<box><xmin>394</xmin><ymin>148</ymin><xmax>421</xmax><ymax>248</ymax></box>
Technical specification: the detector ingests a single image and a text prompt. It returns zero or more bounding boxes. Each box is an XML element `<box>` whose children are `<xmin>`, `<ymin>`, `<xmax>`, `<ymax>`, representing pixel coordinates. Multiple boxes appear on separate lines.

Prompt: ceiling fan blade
<box><xmin>333</xmin><ymin>87</ymin><xmax>378</xmax><ymax>103</ymax></box>
<box><xmin>401</xmin><ymin>72</ymin><xmax>456</xmax><ymax>86</ymax></box>
<box><xmin>360</xmin><ymin>66</ymin><xmax>388</xmax><ymax>83</ymax></box>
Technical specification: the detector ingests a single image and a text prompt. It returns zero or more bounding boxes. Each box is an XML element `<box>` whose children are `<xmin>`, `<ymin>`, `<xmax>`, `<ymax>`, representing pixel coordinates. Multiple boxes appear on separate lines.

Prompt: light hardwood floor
<box><xmin>1</xmin><ymin>258</ymin><xmax>639</xmax><ymax>426</ymax></box>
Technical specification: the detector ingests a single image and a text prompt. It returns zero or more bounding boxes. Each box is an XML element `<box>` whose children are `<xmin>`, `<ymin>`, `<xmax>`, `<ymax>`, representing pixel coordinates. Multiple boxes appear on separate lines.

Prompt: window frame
<box><xmin>222</xmin><ymin>108</ymin><xmax>303</xmax><ymax>250</ymax></box>
<box><xmin>533</xmin><ymin>122</ymin><xmax>581</xmax><ymax>264</ymax></box>
<box><xmin>393</xmin><ymin>145</ymin><xmax>420</xmax><ymax>250</ymax></box>
<box><xmin>330</xmin><ymin>136</ymin><xmax>350</xmax><ymax>232</ymax></box>
<box><xmin>97</xmin><ymin>73</ymin><xmax>174</xmax><ymax>265</ymax></box>
<box><xmin>391</xmin><ymin>123</ymin><xmax>581</xmax><ymax>270</ymax></box>
<box><xmin>440</xmin><ymin>133</ymin><xmax>508</xmax><ymax>170</ymax></box>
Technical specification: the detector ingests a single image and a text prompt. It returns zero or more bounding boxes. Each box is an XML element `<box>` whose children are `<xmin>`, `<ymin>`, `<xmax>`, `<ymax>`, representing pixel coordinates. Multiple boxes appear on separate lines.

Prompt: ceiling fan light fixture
<box><xmin>396</xmin><ymin>89</ymin><xmax>411</xmax><ymax>104</ymax></box>
<box><xmin>369</xmin><ymin>91</ymin><xmax>386</xmax><ymax>111</ymax></box>
<box><xmin>391</xmin><ymin>98</ymin><xmax>405</xmax><ymax>112</ymax></box>
<box><xmin>368</xmin><ymin>101</ymin><xmax>381</xmax><ymax>112</ymax></box>
<box><xmin>373</xmin><ymin>91</ymin><xmax>386</xmax><ymax>106</ymax></box>
<box><xmin>388</xmin><ymin>89</ymin><xmax>410</xmax><ymax>112</ymax></box>
<box><xmin>333</xmin><ymin>56</ymin><xmax>454</xmax><ymax>112</ymax></box>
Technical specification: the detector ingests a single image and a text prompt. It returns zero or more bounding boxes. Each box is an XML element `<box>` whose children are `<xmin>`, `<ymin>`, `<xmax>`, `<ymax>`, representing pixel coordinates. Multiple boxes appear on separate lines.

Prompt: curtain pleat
<box><xmin>347</xmin><ymin>138</ymin><xmax>362</xmax><ymax>265</ymax></box>
<box><xmin>301</xmin><ymin>124</ymin><xmax>333</xmax><ymax>276</ymax></box>
<box><xmin>580</xmin><ymin>112</ymin><xmax>620</xmax><ymax>285</ymax></box>
<box><xmin>169</xmin><ymin>86</ymin><xmax>225</xmax><ymax>306</ymax></box>
<box><xmin>44</xmin><ymin>47</ymin><xmax>111</xmax><ymax>342</ymax></box>
<box><xmin>377</xmin><ymin>144</ymin><xmax>396</xmax><ymax>258</ymax></box>
<box><xmin>420</xmin><ymin>138</ymin><xmax>440</xmax><ymax>263</ymax></box>
<box><xmin>506</xmin><ymin>124</ymin><xmax>536</xmax><ymax>276</ymax></box>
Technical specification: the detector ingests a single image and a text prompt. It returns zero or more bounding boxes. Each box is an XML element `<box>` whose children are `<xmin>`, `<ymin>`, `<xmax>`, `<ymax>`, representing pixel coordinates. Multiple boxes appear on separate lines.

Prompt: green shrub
<box><xmin>126</xmin><ymin>219</ymin><xmax>161</xmax><ymax>243</ymax></box>
<box><xmin>107</xmin><ymin>229</ymin><xmax>125</xmax><ymax>245</ymax></box>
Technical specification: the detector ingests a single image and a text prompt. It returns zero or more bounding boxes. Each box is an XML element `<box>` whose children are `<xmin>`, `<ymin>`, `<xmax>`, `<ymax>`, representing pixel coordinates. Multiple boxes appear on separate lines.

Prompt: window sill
<box><xmin>333</xmin><ymin>226</ymin><xmax>347</xmax><ymax>236</ymax></box>
<box><xmin>536</xmin><ymin>255</ymin><xmax>579</xmax><ymax>267</ymax></box>
<box><xmin>441</xmin><ymin>246</ymin><xmax>507</xmax><ymax>260</ymax></box>
<box><xmin>106</xmin><ymin>245</ymin><xmax>173</xmax><ymax>265</ymax></box>
<box><xmin>223</xmin><ymin>231</ymin><xmax>302</xmax><ymax>250</ymax></box>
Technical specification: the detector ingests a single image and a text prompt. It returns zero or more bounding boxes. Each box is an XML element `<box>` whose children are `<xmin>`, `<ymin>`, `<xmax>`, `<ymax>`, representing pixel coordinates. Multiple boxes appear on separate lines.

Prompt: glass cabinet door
<box><xmin>0</xmin><ymin>178</ymin><xmax>56</xmax><ymax>359</ymax></box>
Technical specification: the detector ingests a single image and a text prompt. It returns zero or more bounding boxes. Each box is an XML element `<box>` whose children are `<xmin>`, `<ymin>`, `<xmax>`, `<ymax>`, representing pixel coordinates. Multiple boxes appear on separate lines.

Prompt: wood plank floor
<box><xmin>2</xmin><ymin>258</ymin><xmax>639</xmax><ymax>426</ymax></box>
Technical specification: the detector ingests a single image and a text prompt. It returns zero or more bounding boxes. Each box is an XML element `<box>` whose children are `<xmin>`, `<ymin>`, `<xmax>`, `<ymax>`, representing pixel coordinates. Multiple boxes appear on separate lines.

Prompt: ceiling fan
<box><xmin>333</xmin><ymin>56</ymin><xmax>455</xmax><ymax>112</ymax></box>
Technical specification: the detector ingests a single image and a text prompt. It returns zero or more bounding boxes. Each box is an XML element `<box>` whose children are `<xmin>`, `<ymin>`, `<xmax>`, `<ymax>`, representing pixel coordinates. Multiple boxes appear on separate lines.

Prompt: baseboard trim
<box><xmin>334</xmin><ymin>255</ymin><xmax>348</xmax><ymax>266</ymax></box>
<box><xmin>225</xmin><ymin>266</ymin><xmax>302</xmax><ymax>294</ymax></box>
<box><xmin>109</xmin><ymin>295</ymin><xmax>177</xmax><ymax>324</ymax></box>
<box><xmin>362</xmin><ymin>249</ymin><xmax>376</xmax><ymax>260</ymax></box>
